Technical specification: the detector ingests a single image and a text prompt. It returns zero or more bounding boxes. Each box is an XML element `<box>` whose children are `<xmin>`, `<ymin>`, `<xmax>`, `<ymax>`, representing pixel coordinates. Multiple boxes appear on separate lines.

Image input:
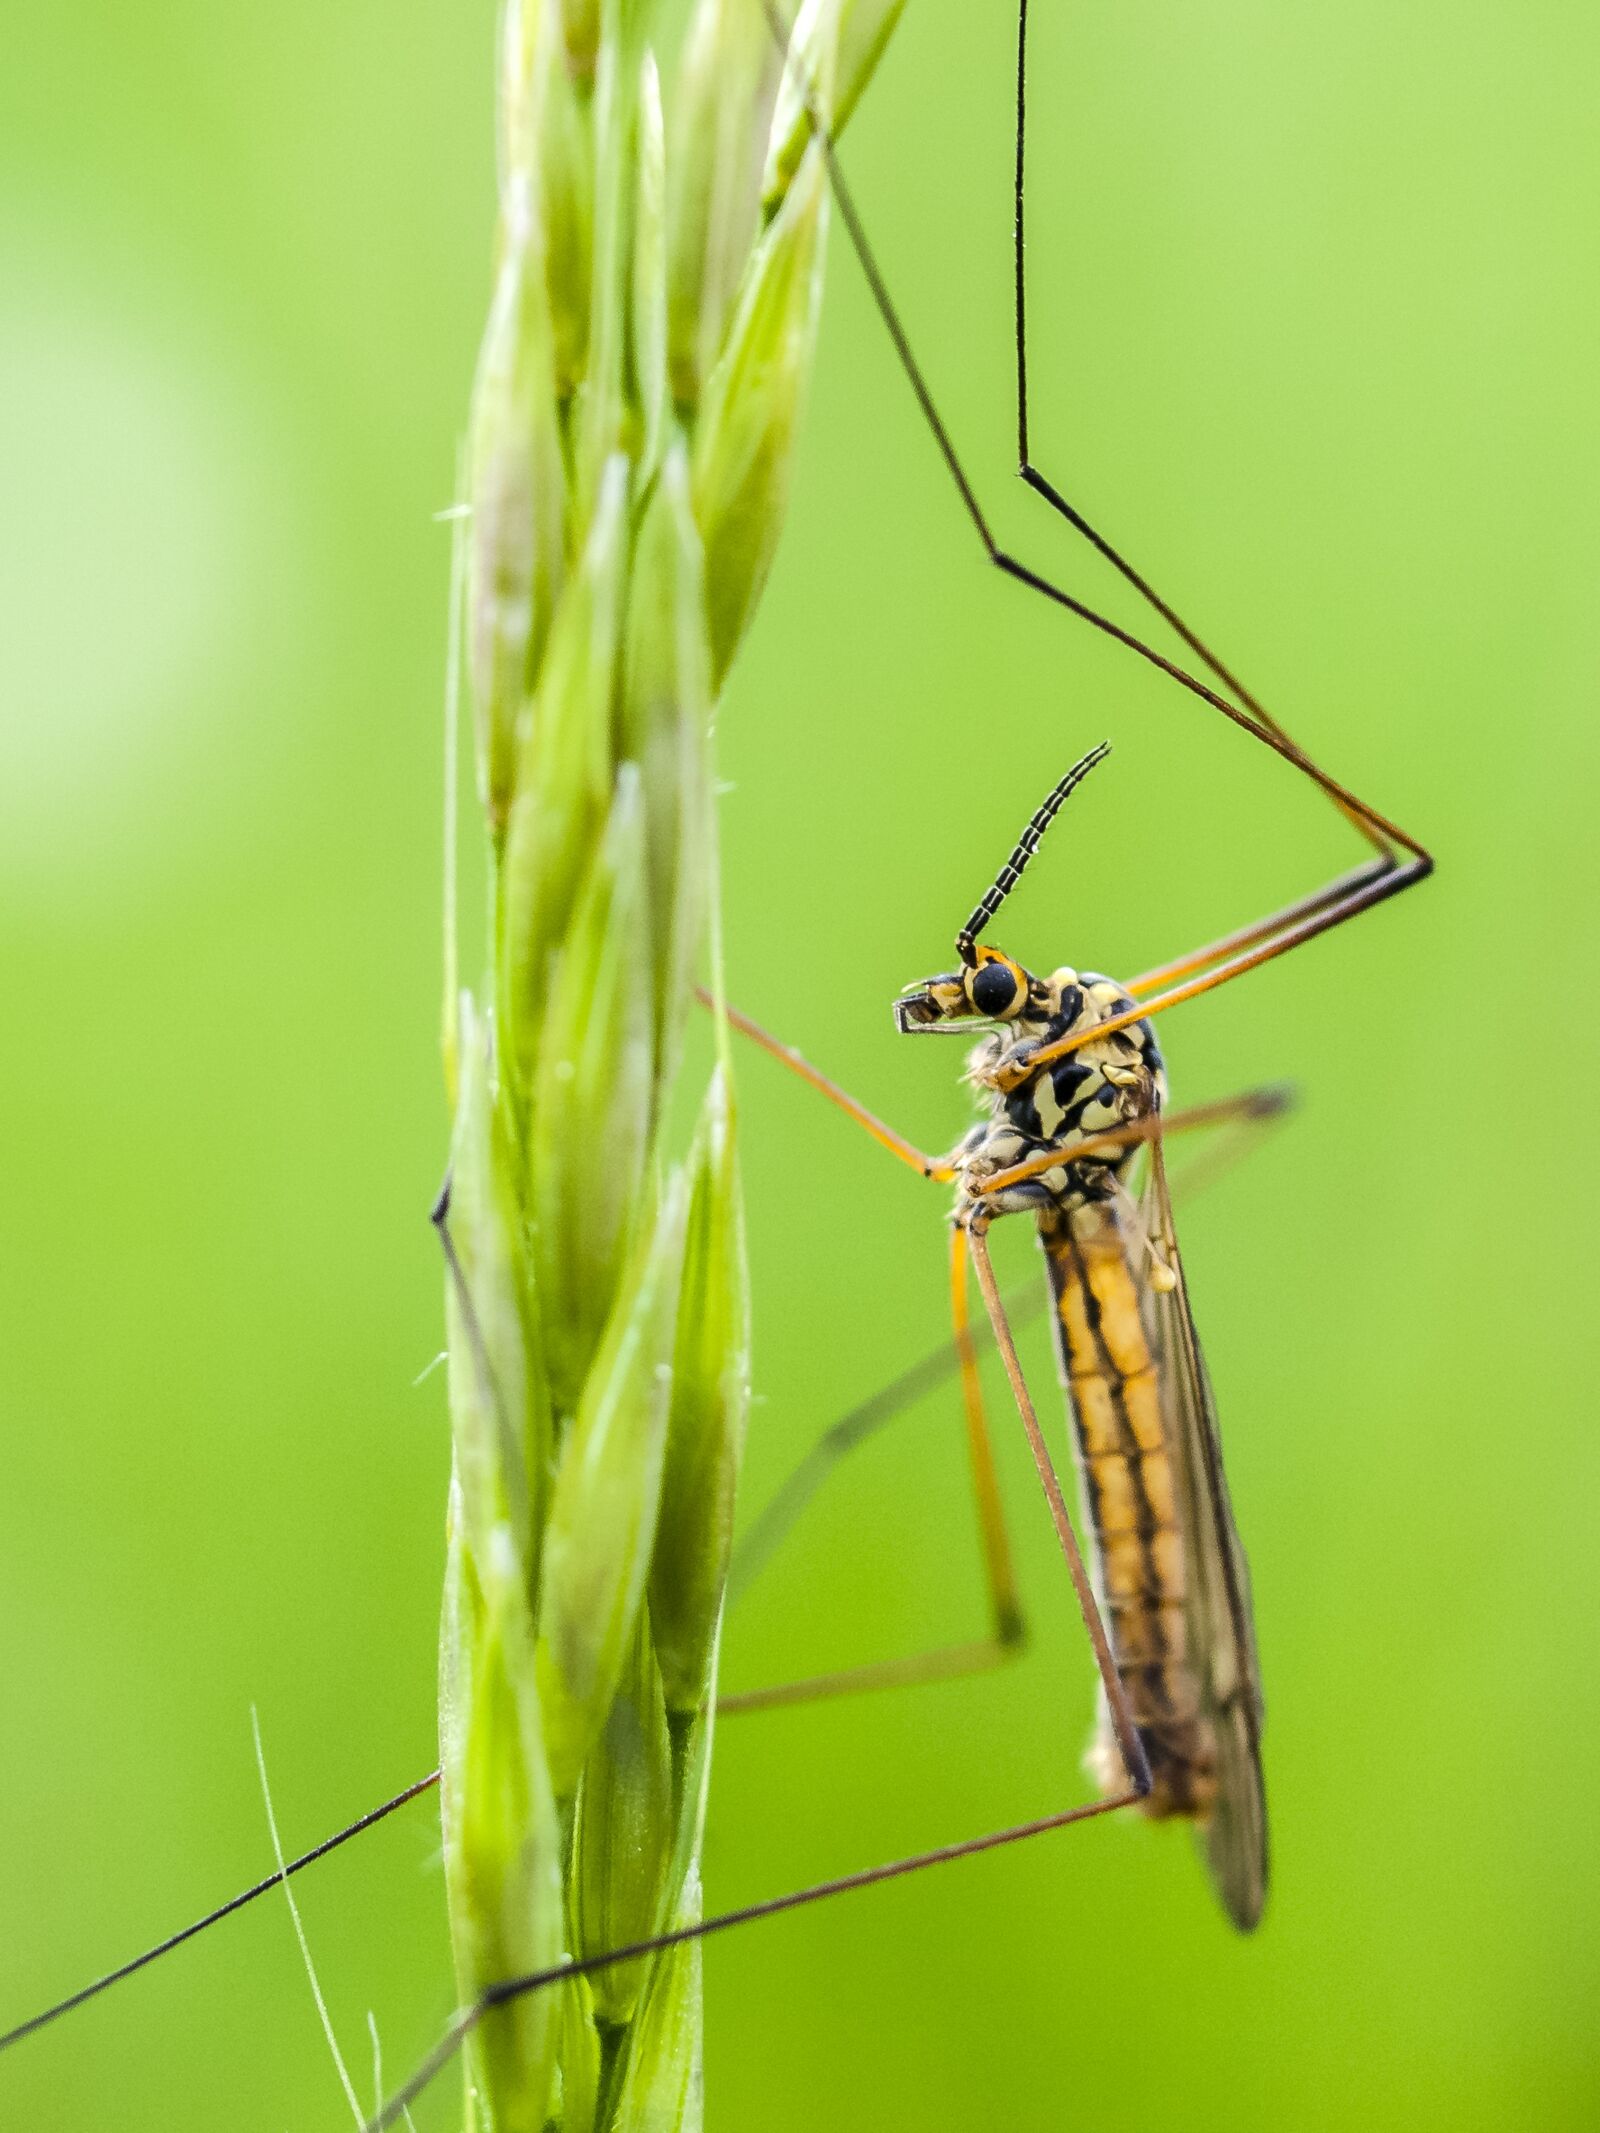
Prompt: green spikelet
<box><xmin>439</xmin><ymin>2</ymin><xmax>899</xmax><ymax>2122</ymax></box>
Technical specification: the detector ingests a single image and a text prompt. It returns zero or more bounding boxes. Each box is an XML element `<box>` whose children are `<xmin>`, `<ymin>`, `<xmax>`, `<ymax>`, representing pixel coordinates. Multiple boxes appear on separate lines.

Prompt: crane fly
<box><xmin>1</xmin><ymin>0</ymin><xmax>1431</xmax><ymax>2117</ymax></box>
<box><xmin>714</xmin><ymin>739</ymin><xmax>1279</xmax><ymax>1928</ymax></box>
<box><xmin>895</xmin><ymin>740</ymin><xmax>1267</xmax><ymax>1927</ymax></box>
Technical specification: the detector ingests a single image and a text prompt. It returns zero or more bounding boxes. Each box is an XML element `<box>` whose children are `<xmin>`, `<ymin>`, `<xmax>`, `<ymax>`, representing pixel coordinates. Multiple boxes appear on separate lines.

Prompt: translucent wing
<box><xmin>1138</xmin><ymin>1140</ymin><xmax>1268</xmax><ymax>1930</ymax></box>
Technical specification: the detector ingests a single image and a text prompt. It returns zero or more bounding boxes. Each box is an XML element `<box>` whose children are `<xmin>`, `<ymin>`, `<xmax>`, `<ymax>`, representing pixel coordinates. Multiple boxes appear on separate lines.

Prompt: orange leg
<box><xmin>725</xmin><ymin>1278</ymin><xmax>1050</xmax><ymax>1608</ymax></box>
<box><xmin>703</xmin><ymin>992</ymin><xmax>1026</xmax><ymax>1716</ymax></box>
<box><xmin>718</xmin><ymin>1202</ymin><xmax>1027</xmax><ymax>1721</ymax></box>
<box><xmin>1126</xmin><ymin>858</ymin><xmax>1391</xmax><ymax>995</ymax></box>
<box><xmin>949</xmin><ymin>1221</ymin><xmax>1025</xmax><ymax>1646</ymax></box>
<box><xmin>970</xmin><ymin>1086</ymin><xmax>1292</xmax><ymax>1201</ymax></box>
<box><xmin>987</xmin><ymin>847</ymin><xmax>1429</xmax><ymax>1092</ymax></box>
<box><xmin>368</xmin><ymin>1763</ymin><xmax>1150</xmax><ymax>2130</ymax></box>
<box><xmin>964</xmin><ymin>1215</ymin><xmax>1151</xmax><ymax>1798</ymax></box>
<box><xmin>702</xmin><ymin>989</ymin><xmax>956</xmax><ymax>1182</ymax></box>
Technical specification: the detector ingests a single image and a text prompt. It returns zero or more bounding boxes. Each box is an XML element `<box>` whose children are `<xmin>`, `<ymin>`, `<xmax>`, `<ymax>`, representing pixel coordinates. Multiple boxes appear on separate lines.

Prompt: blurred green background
<box><xmin>3</xmin><ymin>2</ymin><xmax>1596</xmax><ymax>2127</ymax></box>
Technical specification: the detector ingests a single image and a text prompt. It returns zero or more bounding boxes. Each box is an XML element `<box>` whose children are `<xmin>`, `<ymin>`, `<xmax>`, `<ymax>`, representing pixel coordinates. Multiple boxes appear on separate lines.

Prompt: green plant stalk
<box><xmin>440</xmin><ymin>1</ymin><xmax>902</xmax><ymax>2124</ymax></box>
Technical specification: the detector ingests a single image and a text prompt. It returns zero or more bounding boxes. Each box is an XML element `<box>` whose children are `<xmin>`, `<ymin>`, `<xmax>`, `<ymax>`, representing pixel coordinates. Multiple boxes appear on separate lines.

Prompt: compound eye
<box><xmin>970</xmin><ymin>960</ymin><xmax>1021</xmax><ymax>1017</ymax></box>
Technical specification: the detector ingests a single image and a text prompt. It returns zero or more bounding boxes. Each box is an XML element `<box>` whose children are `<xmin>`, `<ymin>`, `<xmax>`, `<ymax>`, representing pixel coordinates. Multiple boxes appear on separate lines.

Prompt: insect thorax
<box><xmin>956</xmin><ymin>969</ymin><xmax>1166</xmax><ymax>1216</ymax></box>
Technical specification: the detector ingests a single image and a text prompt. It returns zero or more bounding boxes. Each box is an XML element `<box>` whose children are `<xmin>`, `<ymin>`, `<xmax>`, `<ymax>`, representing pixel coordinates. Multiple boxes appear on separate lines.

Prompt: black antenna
<box><xmin>956</xmin><ymin>741</ymin><xmax>1110</xmax><ymax>965</ymax></box>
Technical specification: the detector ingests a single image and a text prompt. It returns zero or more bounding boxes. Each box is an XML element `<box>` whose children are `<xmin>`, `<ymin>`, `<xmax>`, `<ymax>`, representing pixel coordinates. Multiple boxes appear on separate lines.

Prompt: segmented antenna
<box><xmin>956</xmin><ymin>741</ymin><xmax>1111</xmax><ymax>963</ymax></box>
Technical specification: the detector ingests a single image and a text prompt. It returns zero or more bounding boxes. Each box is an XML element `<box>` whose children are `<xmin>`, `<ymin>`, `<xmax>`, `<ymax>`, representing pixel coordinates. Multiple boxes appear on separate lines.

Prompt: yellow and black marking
<box><xmin>1043</xmin><ymin>1195</ymin><xmax>1216</xmax><ymax>1820</ymax></box>
<box><xmin>896</xmin><ymin>926</ymin><xmax>1264</xmax><ymax>1901</ymax></box>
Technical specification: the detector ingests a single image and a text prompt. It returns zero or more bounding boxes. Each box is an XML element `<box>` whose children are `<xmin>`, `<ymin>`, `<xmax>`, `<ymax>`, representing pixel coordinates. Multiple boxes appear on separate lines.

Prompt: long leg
<box><xmin>1125</xmin><ymin>860</ymin><xmax>1392</xmax><ymax>994</ymax></box>
<box><xmin>700</xmin><ymin>989</ymin><xmax>955</xmax><ymax>1181</ymax></box>
<box><xmin>368</xmin><ymin>1760</ymin><xmax>1148</xmax><ymax>2129</ymax></box>
<box><xmin>986</xmin><ymin>841</ymin><xmax>1425</xmax><ymax>1088</ymax></box>
<box><xmin>962</xmin><ymin>1215</ymin><xmax>1149</xmax><ymax>1791</ymax></box>
<box><xmin>721</xmin><ymin>1216</ymin><xmax>1027</xmax><ymax>1717</ymax></box>
<box><xmin>0</xmin><ymin>1774</ymin><xmax>443</xmax><ymax>2054</ymax></box>
<box><xmin>726</xmin><ymin>1281</ymin><xmax>1049</xmax><ymax>1604</ymax></box>
<box><xmin>703</xmin><ymin>989</ymin><xmax>1037</xmax><ymax>1704</ymax></box>
<box><xmin>759</xmin><ymin>1</ymin><xmax>1432</xmax><ymax>1000</ymax></box>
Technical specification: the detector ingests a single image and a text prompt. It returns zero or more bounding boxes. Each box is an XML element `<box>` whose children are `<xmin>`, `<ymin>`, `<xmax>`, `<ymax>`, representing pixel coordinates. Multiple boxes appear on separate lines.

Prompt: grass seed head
<box><xmin>441</xmin><ymin>5</ymin><xmax>902</xmax><ymax>2120</ymax></box>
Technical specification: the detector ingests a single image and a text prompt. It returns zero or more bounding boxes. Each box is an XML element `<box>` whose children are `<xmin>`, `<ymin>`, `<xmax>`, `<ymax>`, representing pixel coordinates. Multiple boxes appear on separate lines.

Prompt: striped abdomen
<box><xmin>1042</xmin><ymin>1196</ymin><xmax>1217</xmax><ymax>1820</ymax></box>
